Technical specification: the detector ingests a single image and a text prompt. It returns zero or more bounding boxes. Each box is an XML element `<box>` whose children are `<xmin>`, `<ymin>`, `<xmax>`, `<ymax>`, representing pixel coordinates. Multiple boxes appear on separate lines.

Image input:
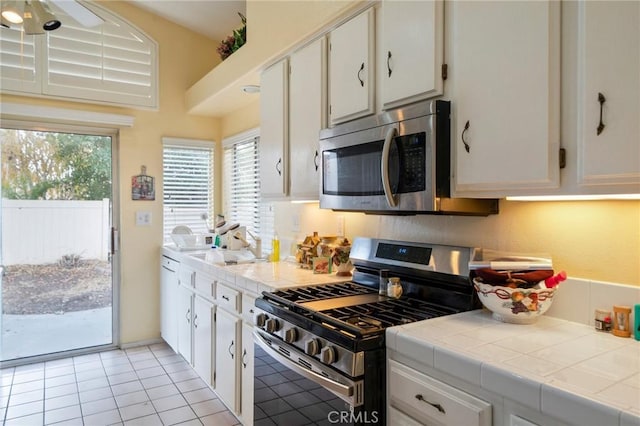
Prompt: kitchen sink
<box><xmin>189</xmin><ymin>249</ymin><xmax>256</xmax><ymax>266</ymax></box>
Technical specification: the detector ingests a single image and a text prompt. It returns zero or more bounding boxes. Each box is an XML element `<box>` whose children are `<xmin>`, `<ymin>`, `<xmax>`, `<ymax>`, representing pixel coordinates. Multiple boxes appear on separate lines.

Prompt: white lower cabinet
<box><xmin>387</xmin><ymin>359</ymin><xmax>492</xmax><ymax>426</ymax></box>
<box><xmin>193</xmin><ymin>295</ymin><xmax>214</xmax><ymax>387</ymax></box>
<box><xmin>162</xmin><ymin>255</ymin><xmax>259</xmax><ymax>424</ymax></box>
<box><xmin>215</xmin><ymin>307</ymin><xmax>241</xmax><ymax>413</ymax></box>
<box><xmin>160</xmin><ymin>255</ymin><xmax>179</xmax><ymax>352</ymax></box>
<box><xmin>177</xmin><ymin>284</ymin><xmax>193</xmax><ymax>363</ymax></box>
<box><xmin>240</xmin><ymin>321</ymin><xmax>255</xmax><ymax>426</ymax></box>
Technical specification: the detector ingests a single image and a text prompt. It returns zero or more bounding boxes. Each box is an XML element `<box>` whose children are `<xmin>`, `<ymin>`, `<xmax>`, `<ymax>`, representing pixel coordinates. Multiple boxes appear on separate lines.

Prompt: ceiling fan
<box><xmin>0</xmin><ymin>0</ymin><xmax>103</xmax><ymax>34</ymax></box>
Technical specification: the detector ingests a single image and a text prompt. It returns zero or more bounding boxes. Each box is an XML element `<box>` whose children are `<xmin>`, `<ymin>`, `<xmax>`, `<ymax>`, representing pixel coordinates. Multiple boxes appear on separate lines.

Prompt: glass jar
<box><xmin>387</xmin><ymin>277</ymin><xmax>403</xmax><ymax>298</ymax></box>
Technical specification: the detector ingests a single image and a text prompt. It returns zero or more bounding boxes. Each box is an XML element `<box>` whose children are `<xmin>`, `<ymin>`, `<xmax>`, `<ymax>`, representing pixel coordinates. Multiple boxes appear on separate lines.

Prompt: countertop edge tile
<box><xmin>620</xmin><ymin>409</ymin><xmax>640</xmax><ymax>426</ymax></box>
<box><xmin>433</xmin><ymin>345</ymin><xmax>482</xmax><ymax>386</ymax></box>
<box><xmin>541</xmin><ymin>382</ymin><xmax>622</xmax><ymax>426</ymax></box>
<box><xmin>481</xmin><ymin>362</ymin><xmax>542</xmax><ymax>411</ymax></box>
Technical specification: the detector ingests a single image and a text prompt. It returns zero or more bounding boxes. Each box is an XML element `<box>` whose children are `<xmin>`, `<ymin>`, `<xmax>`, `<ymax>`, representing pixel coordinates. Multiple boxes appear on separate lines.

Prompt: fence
<box><xmin>1</xmin><ymin>199</ymin><xmax>110</xmax><ymax>265</ymax></box>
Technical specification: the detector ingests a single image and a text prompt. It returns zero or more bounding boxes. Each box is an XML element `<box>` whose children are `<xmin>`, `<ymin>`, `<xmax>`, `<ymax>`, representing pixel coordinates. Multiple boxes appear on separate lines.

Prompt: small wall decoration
<box><xmin>132</xmin><ymin>165</ymin><xmax>155</xmax><ymax>200</ymax></box>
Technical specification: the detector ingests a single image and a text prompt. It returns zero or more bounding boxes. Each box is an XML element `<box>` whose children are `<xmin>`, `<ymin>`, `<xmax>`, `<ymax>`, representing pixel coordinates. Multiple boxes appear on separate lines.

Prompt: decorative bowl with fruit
<box><xmin>472</xmin><ymin>269</ymin><xmax>566</xmax><ymax>324</ymax></box>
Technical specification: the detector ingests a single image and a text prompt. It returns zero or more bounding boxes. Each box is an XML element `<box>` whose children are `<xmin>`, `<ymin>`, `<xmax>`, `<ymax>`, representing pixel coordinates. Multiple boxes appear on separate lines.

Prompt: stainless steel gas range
<box><xmin>253</xmin><ymin>237</ymin><xmax>481</xmax><ymax>425</ymax></box>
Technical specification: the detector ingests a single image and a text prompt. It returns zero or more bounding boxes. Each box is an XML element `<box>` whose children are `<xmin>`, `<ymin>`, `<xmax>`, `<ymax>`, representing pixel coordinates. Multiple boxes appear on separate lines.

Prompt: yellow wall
<box><xmin>1</xmin><ymin>1</ymin><xmax>220</xmax><ymax>344</ymax></box>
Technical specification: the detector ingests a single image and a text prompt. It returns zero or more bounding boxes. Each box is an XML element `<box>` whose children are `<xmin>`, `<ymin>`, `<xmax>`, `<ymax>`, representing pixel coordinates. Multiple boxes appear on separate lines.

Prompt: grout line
<box><xmin>0</xmin><ymin>343</ymin><xmax>242</xmax><ymax>426</ymax></box>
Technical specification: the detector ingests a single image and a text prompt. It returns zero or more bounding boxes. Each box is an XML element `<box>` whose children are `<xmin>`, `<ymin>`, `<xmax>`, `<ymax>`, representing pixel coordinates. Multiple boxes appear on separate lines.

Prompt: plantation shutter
<box><xmin>163</xmin><ymin>139</ymin><xmax>215</xmax><ymax>242</ymax></box>
<box><xmin>223</xmin><ymin>133</ymin><xmax>261</xmax><ymax>237</ymax></box>
<box><xmin>0</xmin><ymin>2</ymin><xmax>158</xmax><ymax>109</ymax></box>
<box><xmin>0</xmin><ymin>27</ymin><xmax>41</xmax><ymax>93</ymax></box>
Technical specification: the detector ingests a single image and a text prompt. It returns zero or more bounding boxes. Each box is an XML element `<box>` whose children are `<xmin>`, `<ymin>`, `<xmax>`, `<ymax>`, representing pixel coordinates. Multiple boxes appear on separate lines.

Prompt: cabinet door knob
<box><xmin>415</xmin><ymin>394</ymin><xmax>446</xmax><ymax>414</ymax></box>
<box><xmin>597</xmin><ymin>92</ymin><xmax>606</xmax><ymax>135</ymax></box>
<box><xmin>462</xmin><ymin>120</ymin><xmax>471</xmax><ymax>153</ymax></box>
<box><xmin>357</xmin><ymin>62</ymin><xmax>365</xmax><ymax>87</ymax></box>
<box><xmin>193</xmin><ymin>314</ymin><xmax>198</xmax><ymax>328</ymax></box>
<box><xmin>276</xmin><ymin>158</ymin><xmax>282</xmax><ymax>176</ymax></box>
<box><xmin>242</xmin><ymin>349</ymin><xmax>247</xmax><ymax>368</ymax></box>
<box><xmin>387</xmin><ymin>51</ymin><xmax>393</xmax><ymax>77</ymax></box>
<box><xmin>185</xmin><ymin>309</ymin><xmax>191</xmax><ymax>323</ymax></box>
<box><xmin>314</xmin><ymin>150</ymin><xmax>319</xmax><ymax>171</ymax></box>
<box><xmin>228</xmin><ymin>340</ymin><xmax>235</xmax><ymax>359</ymax></box>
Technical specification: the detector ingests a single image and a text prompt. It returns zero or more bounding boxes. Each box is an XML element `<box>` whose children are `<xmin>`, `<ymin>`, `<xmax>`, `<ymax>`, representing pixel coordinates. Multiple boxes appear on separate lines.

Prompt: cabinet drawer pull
<box><xmin>222</xmin><ymin>295</ymin><xmax>230</xmax><ymax>302</ymax></box>
<box><xmin>357</xmin><ymin>62</ymin><xmax>365</xmax><ymax>87</ymax></box>
<box><xmin>193</xmin><ymin>314</ymin><xmax>198</xmax><ymax>328</ymax></box>
<box><xmin>276</xmin><ymin>158</ymin><xmax>282</xmax><ymax>176</ymax></box>
<box><xmin>228</xmin><ymin>341</ymin><xmax>235</xmax><ymax>359</ymax></box>
<box><xmin>597</xmin><ymin>92</ymin><xmax>606</xmax><ymax>135</ymax></box>
<box><xmin>185</xmin><ymin>309</ymin><xmax>191</xmax><ymax>323</ymax></box>
<box><xmin>387</xmin><ymin>51</ymin><xmax>393</xmax><ymax>77</ymax></box>
<box><xmin>314</xmin><ymin>150</ymin><xmax>319</xmax><ymax>171</ymax></box>
<box><xmin>415</xmin><ymin>394</ymin><xmax>446</xmax><ymax>414</ymax></box>
<box><xmin>242</xmin><ymin>349</ymin><xmax>247</xmax><ymax>368</ymax></box>
<box><xmin>462</xmin><ymin>120</ymin><xmax>471</xmax><ymax>153</ymax></box>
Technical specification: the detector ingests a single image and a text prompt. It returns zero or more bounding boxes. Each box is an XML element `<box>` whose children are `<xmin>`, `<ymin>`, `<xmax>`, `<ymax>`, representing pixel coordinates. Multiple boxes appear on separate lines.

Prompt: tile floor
<box><xmin>0</xmin><ymin>343</ymin><xmax>241</xmax><ymax>426</ymax></box>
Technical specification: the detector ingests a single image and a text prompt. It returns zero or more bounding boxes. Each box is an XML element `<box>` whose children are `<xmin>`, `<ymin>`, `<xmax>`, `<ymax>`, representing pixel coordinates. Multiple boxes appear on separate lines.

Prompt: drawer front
<box><xmin>161</xmin><ymin>256</ymin><xmax>179</xmax><ymax>272</ymax></box>
<box><xmin>388</xmin><ymin>360</ymin><xmax>492</xmax><ymax>426</ymax></box>
<box><xmin>194</xmin><ymin>271</ymin><xmax>215</xmax><ymax>300</ymax></box>
<box><xmin>217</xmin><ymin>282</ymin><xmax>240</xmax><ymax>314</ymax></box>
<box><xmin>178</xmin><ymin>266</ymin><xmax>194</xmax><ymax>287</ymax></box>
<box><xmin>242</xmin><ymin>293</ymin><xmax>257</xmax><ymax>323</ymax></box>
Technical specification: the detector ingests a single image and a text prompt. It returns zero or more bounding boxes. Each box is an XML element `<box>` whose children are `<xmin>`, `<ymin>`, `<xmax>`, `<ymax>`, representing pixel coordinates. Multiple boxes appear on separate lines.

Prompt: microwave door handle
<box><xmin>381</xmin><ymin>127</ymin><xmax>398</xmax><ymax>207</ymax></box>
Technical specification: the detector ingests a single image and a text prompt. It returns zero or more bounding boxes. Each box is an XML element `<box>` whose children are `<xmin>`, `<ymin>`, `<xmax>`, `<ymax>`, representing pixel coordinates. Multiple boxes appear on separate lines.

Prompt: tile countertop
<box><xmin>163</xmin><ymin>245</ymin><xmax>350</xmax><ymax>295</ymax></box>
<box><xmin>387</xmin><ymin>309</ymin><xmax>640</xmax><ymax>426</ymax></box>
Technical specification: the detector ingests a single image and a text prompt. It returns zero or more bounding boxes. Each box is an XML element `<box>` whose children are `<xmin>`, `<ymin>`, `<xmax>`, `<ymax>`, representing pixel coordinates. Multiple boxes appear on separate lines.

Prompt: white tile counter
<box><xmin>387</xmin><ymin>309</ymin><xmax>640</xmax><ymax>426</ymax></box>
<box><xmin>162</xmin><ymin>245</ymin><xmax>349</xmax><ymax>296</ymax></box>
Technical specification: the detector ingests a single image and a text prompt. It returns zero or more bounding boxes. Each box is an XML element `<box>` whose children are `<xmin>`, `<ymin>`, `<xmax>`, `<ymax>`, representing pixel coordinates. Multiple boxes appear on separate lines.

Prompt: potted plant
<box><xmin>217</xmin><ymin>12</ymin><xmax>247</xmax><ymax>60</ymax></box>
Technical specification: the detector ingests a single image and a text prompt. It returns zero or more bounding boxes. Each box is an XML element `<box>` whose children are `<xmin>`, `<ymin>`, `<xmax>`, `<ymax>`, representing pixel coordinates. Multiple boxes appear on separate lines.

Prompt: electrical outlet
<box><xmin>136</xmin><ymin>211</ymin><xmax>152</xmax><ymax>226</ymax></box>
<box><xmin>336</xmin><ymin>215</ymin><xmax>345</xmax><ymax>236</ymax></box>
<box><xmin>292</xmin><ymin>214</ymin><xmax>300</xmax><ymax>232</ymax></box>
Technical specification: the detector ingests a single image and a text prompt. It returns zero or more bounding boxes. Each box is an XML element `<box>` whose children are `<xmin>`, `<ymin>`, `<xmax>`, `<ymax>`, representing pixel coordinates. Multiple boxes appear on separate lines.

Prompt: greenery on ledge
<box><xmin>217</xmin><ymin>13</ymin><xmax>247</xmax><ymax>61</ymax></box>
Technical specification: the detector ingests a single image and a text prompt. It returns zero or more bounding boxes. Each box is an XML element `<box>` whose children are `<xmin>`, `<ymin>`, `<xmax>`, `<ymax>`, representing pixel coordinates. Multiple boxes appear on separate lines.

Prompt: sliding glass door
<box><xmin>0</xmin><ymin>125</ymin><xmax>118</xmax><ymax>362</ymax></box>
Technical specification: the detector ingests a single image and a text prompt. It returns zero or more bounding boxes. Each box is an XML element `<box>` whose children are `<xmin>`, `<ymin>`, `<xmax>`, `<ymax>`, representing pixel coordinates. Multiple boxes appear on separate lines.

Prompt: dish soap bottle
<box><xmin>271</xmin><ymin>233</ymin><xmax>280</xmax><ymax>262</ymax></box>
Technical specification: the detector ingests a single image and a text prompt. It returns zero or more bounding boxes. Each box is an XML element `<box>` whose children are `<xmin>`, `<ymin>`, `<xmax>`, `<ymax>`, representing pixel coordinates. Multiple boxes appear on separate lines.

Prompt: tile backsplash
<box><xmin>546</xmin><ymin>278</ymin><xmax>640</xmax><ymax>328</ymax></box>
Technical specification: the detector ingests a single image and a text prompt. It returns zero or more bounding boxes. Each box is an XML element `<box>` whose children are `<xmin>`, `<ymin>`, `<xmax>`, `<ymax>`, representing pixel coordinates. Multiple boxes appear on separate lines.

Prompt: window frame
<box><xmin>222</xmin><ymin>128</ymin><xmax>263</xmax><ymax>239</ymax></box>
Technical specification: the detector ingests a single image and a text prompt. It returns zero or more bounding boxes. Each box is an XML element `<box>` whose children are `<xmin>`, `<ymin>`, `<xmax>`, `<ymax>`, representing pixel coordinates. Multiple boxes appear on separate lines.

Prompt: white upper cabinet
<box><xmin>289</xmin><ymin>37</ymin><xmax>327</xmax><ymax>200</ymax></box>
<box><xmin>380</xmin><ymin>0</ymin><xmax>444</xmax><ymax>110</ymax></box>
<box><xmin>259</xmin><ymin>58</ymin><xmax>289</xmax><ymax>199</ymax></box>
<box><xmin>577</xmin><ymin>1</ymin><xmax>640</xmax><ymax>191</ymax></box>
<box><xmin>449</xmin><ymin>1</ymin><xmax>561</xmax><ymax>197</ymax></box>
<box><xmin>329</xmin><ymin>8</ymin><xmax>375</xmax><ymax>125</ymax></box>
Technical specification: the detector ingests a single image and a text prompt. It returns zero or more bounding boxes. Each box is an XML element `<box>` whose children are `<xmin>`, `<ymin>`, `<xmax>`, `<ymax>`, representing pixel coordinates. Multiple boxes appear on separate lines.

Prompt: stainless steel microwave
<box><xmin>318</xmin><ymin>100</ymin><xmax>498</xmax><ymax>215</ymax></box>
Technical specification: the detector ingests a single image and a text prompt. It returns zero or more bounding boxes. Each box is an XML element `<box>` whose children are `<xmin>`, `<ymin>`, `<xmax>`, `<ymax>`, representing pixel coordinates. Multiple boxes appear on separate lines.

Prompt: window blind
<box><xmin>163</xmin><ymin>142</ymin><xmax>214</xmax><ymax>242</ymax></box>
<box><xmin>223</xmin><ymin>136</ymin><xmax>261</xmax><ymax>237</ymax></box>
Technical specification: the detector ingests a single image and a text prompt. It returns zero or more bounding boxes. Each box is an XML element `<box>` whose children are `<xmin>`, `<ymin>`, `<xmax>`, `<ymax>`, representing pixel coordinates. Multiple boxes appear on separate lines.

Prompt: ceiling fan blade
<box><xmin>48</xmin><ymin>0</ymin><xmax>103</xmax><ymax>27</ymax></box>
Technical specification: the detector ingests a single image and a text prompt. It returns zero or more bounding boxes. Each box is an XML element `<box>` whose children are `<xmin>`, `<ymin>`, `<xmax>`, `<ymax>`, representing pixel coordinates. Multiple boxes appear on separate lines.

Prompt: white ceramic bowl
<box><xmin>473</xmin><ymin>279</ymin><xmax>557</xmax><ymax>324</ymax></box>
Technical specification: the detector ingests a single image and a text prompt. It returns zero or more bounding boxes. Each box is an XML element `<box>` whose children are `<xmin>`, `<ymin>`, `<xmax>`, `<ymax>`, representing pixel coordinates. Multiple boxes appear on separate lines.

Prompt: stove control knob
<box><xmin>320</xmin><ymin>346</ymin><xmax>336</xmax><ymax>365</ymax></box>
<box><xmin>284</xmin><ymin>328</ymin><xmax>298</xmax><ymax>343</ymax></box>
<box><xmin>254</xmin><ymin>313</ymin><xmax>267</xmax><ymax>328</ymax></box>
<box><xmin>265</xmin><ymin>318</ymin><xmax>281</xmax><ymax>333</ymax></box>
<box><xmin>305</xmin><ymin>339</ymin><xmax>320</xmax><ymax>356</ymax></box>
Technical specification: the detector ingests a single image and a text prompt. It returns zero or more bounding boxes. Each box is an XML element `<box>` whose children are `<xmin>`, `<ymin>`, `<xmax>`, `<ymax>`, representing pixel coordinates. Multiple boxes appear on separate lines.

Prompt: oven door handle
<box><xmin>253</xmin><ymin>330</ymin><xmax>358</xmax><ymax>405</ymax></box>
<box><xmin>381</xmin><ymin>126</ymin><xmax>398</xmax><ymax>208</ymax></box>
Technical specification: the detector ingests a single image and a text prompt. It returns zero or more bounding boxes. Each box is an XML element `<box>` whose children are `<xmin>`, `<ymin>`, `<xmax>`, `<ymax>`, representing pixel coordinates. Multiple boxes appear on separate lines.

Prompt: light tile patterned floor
<box><xmin>0</xmin><ymin>343</ymin><xmax>241</xmax><ymax>425</ymax></box>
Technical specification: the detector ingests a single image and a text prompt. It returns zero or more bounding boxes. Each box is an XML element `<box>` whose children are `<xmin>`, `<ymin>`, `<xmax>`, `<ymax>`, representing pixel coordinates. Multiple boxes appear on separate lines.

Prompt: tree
<box><xmin>1</xmin><ymin>129</ymin><xmax>111</xmax><ymax>200</ymax></box>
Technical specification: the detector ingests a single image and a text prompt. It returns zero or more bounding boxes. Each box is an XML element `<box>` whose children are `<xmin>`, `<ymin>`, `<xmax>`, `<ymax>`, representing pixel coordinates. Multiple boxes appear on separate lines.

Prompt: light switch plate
<box><xmin>136</xmin><ymin>211</ymin><xmax>152</xmax><ymax>226</ymax></box>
